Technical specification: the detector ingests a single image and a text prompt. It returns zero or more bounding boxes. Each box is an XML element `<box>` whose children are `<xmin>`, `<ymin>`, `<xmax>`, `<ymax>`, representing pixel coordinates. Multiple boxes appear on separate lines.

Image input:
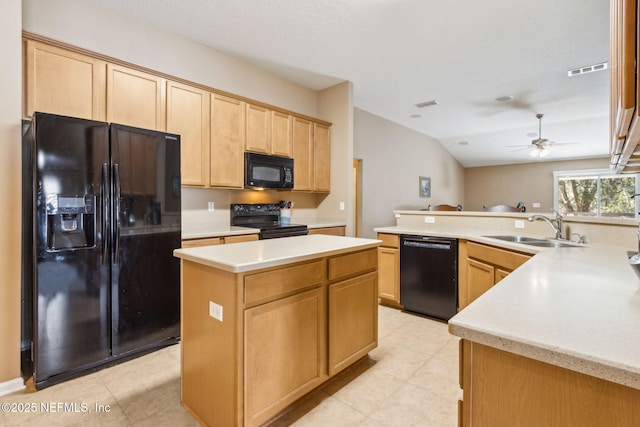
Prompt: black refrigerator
<box><xmin>21</xmin><ymin>112</ymin><xmax>182</xmax><ymax>389</ymax></box>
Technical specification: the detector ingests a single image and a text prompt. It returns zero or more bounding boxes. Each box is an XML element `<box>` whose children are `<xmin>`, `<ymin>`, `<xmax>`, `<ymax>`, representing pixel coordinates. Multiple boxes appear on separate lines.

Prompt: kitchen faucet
<box><xmin>528</xmin><ymin>210</ymin><xmax>564</xmax><ymax>240</ymax></box>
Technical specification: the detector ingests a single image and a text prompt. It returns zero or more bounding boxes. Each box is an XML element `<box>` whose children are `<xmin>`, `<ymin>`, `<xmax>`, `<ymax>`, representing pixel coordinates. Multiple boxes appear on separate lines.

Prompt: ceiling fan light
<box><xmin>529</xmin><ymin>146</ymin><xmax>551</xmax><ymax>158</ymax></box>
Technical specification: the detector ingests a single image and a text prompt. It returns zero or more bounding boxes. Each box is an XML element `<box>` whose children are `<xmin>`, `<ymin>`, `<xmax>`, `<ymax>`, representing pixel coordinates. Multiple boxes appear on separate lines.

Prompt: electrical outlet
<box><xmin>208</xmin><ymin>202</ymin><xmax>215</xmax><ymax>211</ymax></box>
<box><xmin>209</xmin><ymin>301</ymin><xmax>223</xmax><ymax>321</ymax></box>
<box><xmin>532</xmin><ymin>202</ymin><xmax>541</xmax><ymax>208</ymax></box>
<box><xmin>395</xmin><ymin>213</ymin><xmax>401</xmax><ymax>218</ymax></box>
<box><xmin>515</xmin><ymin>220</ymin><xmax>525</xmax><ymax>229</ymax></box>
<box><xmin>339</xmin><ymin>201</ymin><xmax>345</xmax><ymax>211</ymax></box>
<box><xmin>424</xmin><ymin>216</ymin><xmax>436</xmax><ymax>224</ymax></box>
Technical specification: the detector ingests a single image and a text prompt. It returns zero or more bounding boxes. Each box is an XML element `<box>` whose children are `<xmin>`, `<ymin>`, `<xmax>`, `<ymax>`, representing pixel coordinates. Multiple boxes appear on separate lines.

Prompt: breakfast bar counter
<box><xmin>174</xmin><ymin>235</ymin><xmax>381</xmax><ymax>427</ymax></box>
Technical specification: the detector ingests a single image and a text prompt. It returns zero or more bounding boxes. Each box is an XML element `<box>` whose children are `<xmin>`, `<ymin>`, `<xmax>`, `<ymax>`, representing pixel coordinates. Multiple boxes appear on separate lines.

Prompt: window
<box><xmin>553</xmin><ymin>169</ymin><xmax>639</xmax><ymax>219</ymax></box>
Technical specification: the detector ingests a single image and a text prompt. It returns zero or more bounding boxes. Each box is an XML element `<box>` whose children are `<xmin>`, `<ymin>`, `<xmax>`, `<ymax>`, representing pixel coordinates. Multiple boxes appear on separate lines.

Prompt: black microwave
<box><xmin>245</xmin><ymin>152</ymin><xmax>294</xmax><ymax>189</ymax></box>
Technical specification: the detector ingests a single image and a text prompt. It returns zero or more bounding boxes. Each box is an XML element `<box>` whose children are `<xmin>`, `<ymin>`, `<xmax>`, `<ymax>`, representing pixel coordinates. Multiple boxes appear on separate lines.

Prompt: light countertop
<box><xmin>181</xmin><ymin>224</ymin><xmax>260</xmax><ymax>240</ymax></box>
<box><xmin>375</xmin><ymin>225</ymin><xmax>640</xmax><ymax>390</ymax></box>
<box><xmin>174</xmin><ymin>234</ymin><xmax>380</xmax><ymax>273</ymax></box>
<box><xmin>181</xmin><ymin>219</ymin><xmax>346</xmax><ymax>240</ymax></box>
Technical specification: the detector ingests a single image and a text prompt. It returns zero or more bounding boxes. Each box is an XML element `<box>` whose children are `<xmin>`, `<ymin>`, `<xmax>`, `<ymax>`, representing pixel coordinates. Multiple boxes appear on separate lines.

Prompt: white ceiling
<box><xmin>85</xmin><ymin>0</ymin><xmax>611</xmax><ymax>168</ymax></box>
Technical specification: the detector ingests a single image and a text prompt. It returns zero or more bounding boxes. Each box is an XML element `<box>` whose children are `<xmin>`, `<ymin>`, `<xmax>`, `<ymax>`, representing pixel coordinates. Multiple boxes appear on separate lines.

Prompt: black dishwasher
<box><xmin>400</xmin><ymin>235</ymin><xmax>458</xmax><ymax>321</ymax></box>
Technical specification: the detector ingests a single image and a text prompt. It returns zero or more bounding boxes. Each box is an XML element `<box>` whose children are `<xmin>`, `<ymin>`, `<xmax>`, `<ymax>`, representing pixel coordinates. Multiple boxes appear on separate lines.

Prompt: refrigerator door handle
<box><xmin>101</xmin><ymin>163</ymin><xmax>110</xmax><ymax>265</ymax></box>
<box><xmin>113</xmin><ymin>163</ymin><xmax>121</xmax><ymax>264</ymax></box>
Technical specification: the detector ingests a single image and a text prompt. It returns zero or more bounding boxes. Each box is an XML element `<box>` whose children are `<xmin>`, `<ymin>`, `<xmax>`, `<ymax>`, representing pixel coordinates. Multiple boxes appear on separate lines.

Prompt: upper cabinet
<box><xmin>245</xmin><ymin>105</ymin><xmax>294</xmax><ymax>158</ymax></box>
<box><xmin>313</xmin><ymin>123</ymin><xmax>331</xmax><ymax>192</ymax></box>
<box><xmin>293</xmin><ymin>117</ymin><xmax>314</xmax><ymax>191</ymax></box>
<box><xmin>107</xmin><ymin>64</ymin><xmax>166</xmax><ymax>131</ymax></box>
<box><xmin>210</xmin><ymin>94</ymin><xmax>245</xmax><ymax>188</ymax></box>
<box><xmin>610</xmin><ymin>0</ymin><xmax>640</xmax><ymax>173</ymax></box>
<box><xmin>271</xmin><ymin>111</ymin><xmax>294</xmax><ymax>157</ymax></box>
<box><xmin>292</xmin><ymin>118</ymin><xmax>331</xmax><ymax>192</ymax></box>
<box><xmin>245</xmin><ymin>103</ymin><xmax>272</xmax><ymax>154</ymax></box>
<box><xmin>167</xmin><ymin>81</ymin><xmax>210</xmax><ymax>187</ymax></box>
<box><xmin>24</xmin><ymin>40</ymin><xmax>106</xmax><ymax>120</ymax></box>
<box><xmin>22</xmin><ymin>36</ymin><xmax>331</xmax><ymax>192</ymax></box>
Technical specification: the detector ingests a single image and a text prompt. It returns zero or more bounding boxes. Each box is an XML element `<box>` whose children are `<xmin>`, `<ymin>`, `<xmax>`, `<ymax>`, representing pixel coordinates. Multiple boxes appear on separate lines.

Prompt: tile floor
<box><xmin>1</xmin><ymin>306</ymin><xmax>460</xmax><ymax>426</ymax></box>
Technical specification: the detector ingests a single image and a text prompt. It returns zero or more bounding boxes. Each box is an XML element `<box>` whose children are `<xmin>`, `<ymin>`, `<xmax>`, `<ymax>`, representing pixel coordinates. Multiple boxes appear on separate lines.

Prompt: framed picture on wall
<box><xmin>419</xmin><ymin>176</ymin><xmax>431</xmax><ymax>198</ymax></box>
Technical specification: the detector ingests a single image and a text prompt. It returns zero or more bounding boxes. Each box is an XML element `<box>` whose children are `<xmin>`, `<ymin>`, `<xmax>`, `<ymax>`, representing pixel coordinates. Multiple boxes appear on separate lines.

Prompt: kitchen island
<box><xmin>173</xmin><ymin>234</ymin><xmax>381</xmax><ymax>427</ymax></box>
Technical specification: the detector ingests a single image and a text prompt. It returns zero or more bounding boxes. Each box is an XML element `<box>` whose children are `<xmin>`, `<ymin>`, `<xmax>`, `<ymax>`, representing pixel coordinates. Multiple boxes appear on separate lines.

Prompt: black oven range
<box><xmin>230</xmin><ymin>203</ymin><xmax>308</xmax><ymax>239</ymax></box>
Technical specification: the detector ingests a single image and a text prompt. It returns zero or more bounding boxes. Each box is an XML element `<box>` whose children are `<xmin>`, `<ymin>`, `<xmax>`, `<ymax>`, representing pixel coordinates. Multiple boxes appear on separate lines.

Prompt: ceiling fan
<box><xmin>509</xmin><ymin>113</ymin><xmax>578</xmax><ymax>158</ymax></box>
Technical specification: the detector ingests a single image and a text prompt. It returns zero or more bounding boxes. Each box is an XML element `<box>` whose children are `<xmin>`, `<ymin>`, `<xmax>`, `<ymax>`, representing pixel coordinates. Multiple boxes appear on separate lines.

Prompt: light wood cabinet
<box><xmin>328</xmin><ymin>272</ymin><xmax>377</xmax><ymax>375</ymax></box>
<box><xmin>313</xmin><ymin>123</ymin><xmax>331</xmax><ymax>192</ymax></box>
<box><xmin>292</xmin><ymin>117</ymin><xmax>314</xmax><ymax>190</ymax></box>
<box><xmin>245</xmin><ymin>103</ymin><xmax>271</xmax><ymax>154</ymax></box>
<box><xmin>244</xmin><ymin>287</ymin><xmax>325</xmax><ymax>425</ymax></box>
<box><xmin>245</xmin><ymin>105</ymin><xmax>295</xmax><ymax>158</ymax></box>
<box><xmin>22</xmin><ymin>36</ymin><xmax>331</xmax><ymax>192</ymax></box>
<box><xmin>459</xmin><ymin>339</ymin><xmax>640</xmax><ymax>426</ymax></box>
<box><xmin>107</xmin><ymin>64</ymin><xmax>166</xmax><ymax>130</ymax></box>
<box><xmin>181</xmin><ymin>233</ymin><xmax>258</xmax><ymax>248</ymax></box>
<box><xmin>466</xmin><ymin>258</ymin><xmax>494</xmax><ymax>305</ymax></box>
<box><xmin>167</xmin><ymin>81</ymin><xmax>210</xmax><ymax>187</ymax></box>
<box><xmin>181</xmin><ymin>237</ymin><xmax>223</xmax><ymax>248</ymax></box>
<box><xmin>223</xmin><ymin>234</ymin><xmax>259</xmax><ymax>244</ymax></box>
<box><xmin>376</xmin><ymin>233</ymin><xmax>401</xmax><ymax>307</ymax></box>
<box><xmin>610</xmin><ymin>0</ymin><xmax>640</xmax><ymax>173</ymax></box>
<box><xmin>308</xmin><ymin>226</ymin><xmax>346</xmax><ymax>236</ymax></box>
<box><xmin>271</xmin><ymin>111</ymin><xmax>293</xmax><ymax>157</ymax></box>
<box><xmin>180</xmin><ymin>245</ymin><xmax>378</xmax><ymax>427</ymax></box>
<box><xmin>292</xmin><ymin>118</ymin><xmax>331</xmax><ymax>192</ymax></box>
<box><xmin>24</xmin><ymin>40</ymin><xmax>106</xmax><ymax>120</ymax></box>
<box><xmin>459</xmin><ymin>241</ymin><xmax>530</xmax><ymax>309</ymax></box>
<box><xmin>210</xmin><ymin>94</ymin><xmax>245</xmax><ymax>188</ymax></box>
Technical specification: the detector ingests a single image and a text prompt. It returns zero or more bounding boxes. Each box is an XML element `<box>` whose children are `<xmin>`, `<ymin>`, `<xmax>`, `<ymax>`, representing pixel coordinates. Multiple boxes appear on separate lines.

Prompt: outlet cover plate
<box><xmin>209</xmin><ymin>301</ymin><xmax>223</xmax><ymax>321</ymax></box>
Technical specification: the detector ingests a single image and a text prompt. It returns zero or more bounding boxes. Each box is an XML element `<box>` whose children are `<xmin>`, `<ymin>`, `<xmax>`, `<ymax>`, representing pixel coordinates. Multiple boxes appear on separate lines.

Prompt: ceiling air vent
<box><xmin>414</xmin><ymin>100</ymin><xmax>439</xmax><ymax>108</ymax></box>
<box><xmin>567</xmin><ymin>62</ymin><xmax>608</xmax><ymax>77</ymax></box>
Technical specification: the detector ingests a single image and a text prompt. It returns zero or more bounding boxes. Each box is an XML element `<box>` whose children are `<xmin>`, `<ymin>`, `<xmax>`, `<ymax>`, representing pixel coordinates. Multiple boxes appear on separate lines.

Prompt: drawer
<box><xmin>377</xmin><ymin>233</ymin><xmax>399</xmax><ymax>248</ymax></box>
<box><xmin>182</xmin><ymin>237</ymin><xmax>223</xmax><ymax>248</ymax></box>
<box><xmin>244</xmin><ymin>259</ymin><xmax>324</xmax><ymax>306</ymax></box>
<box><xmin>223</xmin><ymin>234</ymin><xmax>258</xmax><ymax>244</ymax></box>
<box><xmin>328</xmin><ymin>248</ymin><xmax>377</xmax><ymax>281</ymax></box>
<box><xmin>308</xmin><ymin>226</ymin><xmax>346</xmax><ymax>236</ymax></box>
<box><xmin>467</xmin><ymin>241</ymin><xmax>530</xmax><ymax>271</ymax></box>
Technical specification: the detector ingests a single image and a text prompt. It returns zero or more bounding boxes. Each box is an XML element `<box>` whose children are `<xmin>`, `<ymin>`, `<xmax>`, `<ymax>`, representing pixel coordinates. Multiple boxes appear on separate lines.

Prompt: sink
<box><xmin>483</xmin><ymin>235</ymin><xmax>543</xmax><ymax>243</ymax></box>
<box><xmin>483</xmin><ymin>235</ymin><xmax>582</xmax><ymax>248</ymax></box>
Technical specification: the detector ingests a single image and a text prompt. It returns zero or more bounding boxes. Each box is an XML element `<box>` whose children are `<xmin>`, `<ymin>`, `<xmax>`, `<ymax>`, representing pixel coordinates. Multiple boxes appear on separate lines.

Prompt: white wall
<box><xmin>464</xmin><ymin>157</ymin><xmax>610</xmax><ymax>212</ymax></box>
<box><xmin>353</xmin><ymin>108</ymin><xmax>465</xmax><ymax>238</ymax></box>
<box><xmin>316</xmin><ymin>82</ymin><xmax>354</xmax><ymax>234</ymax></box>
<box><xmin>0</xmin><ymin>0</ymin><xmax>23</xmax><ymax>390</ymax></box>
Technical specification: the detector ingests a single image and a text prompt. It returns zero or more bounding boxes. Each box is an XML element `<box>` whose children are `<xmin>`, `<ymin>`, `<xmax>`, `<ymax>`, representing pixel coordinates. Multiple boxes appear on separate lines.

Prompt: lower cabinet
<box><xmin>376</xmin><ymin>233</ymin><xmax>401</xmax><ymax>307</ymax></box>
<box><xmin>328</xmin><ymin>272</ymin><xmax>378</xmax><ymax>376</ymax></box>
<box><xmin>308</xmin><ymin>226</ymin><xmax>346</xmax><ymax>236</ymax></box>
<box><xmin>459</xmin><ymin>241</ymin><xmax>531</xmax><ymax>309</ymax></box>
<box><xmin>466</xmin><ymin>258</ymin><xmax>495</xmax><ymax>305</ymax></box>
<box><xmin>181</xmin><ymin>233</ymin><xmax>258</xmax><ymax>248</ymax></box>
<box><xmin>244</xmin><ymin>288</ymin><xmax>326</xmax><ymax>426</ymax></box>
<box><xmin>459</xmin><ymin>339</ymin><xmax>640</xmax><ymax>426</ymax></box>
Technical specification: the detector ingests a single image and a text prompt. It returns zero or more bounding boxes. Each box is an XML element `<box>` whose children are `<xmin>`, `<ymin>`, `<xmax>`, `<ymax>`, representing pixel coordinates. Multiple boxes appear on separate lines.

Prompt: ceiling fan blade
<box><xmin>549</xmin><ymin>142</ymin><xmax>580</xmax><ymax>146</ymax></box>
<box><xmin>511</xmin><ymin>146</ymin><xmax>532</xmax><ymax>152</ymax></box>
